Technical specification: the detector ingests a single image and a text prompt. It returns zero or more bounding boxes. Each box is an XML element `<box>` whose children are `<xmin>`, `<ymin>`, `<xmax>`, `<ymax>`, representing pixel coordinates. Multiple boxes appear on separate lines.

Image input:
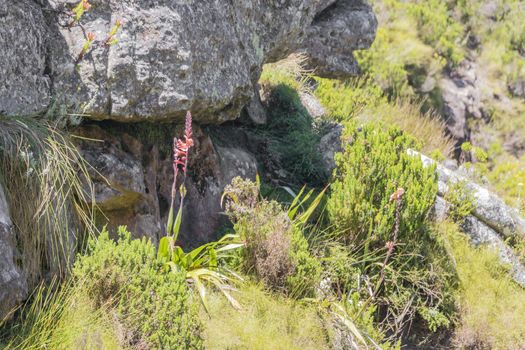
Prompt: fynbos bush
<box><xmin>326</xmin><ymin>124</ymin><xmax>456</xmax><ymax>339</ymax></box>
<box><xmin>74</xmin><ymin>227</ymin><xmax>203</xmax><ymax>350</ymax></box>
<box><xmin>224</xmin><ymin>177</ymin><xmax>321</xmax><ymax>297</ymax></box>
<box><xmin>328</xmin><ymin>124</ymin><xmax>437</xmax><ymax>245</ymax></box>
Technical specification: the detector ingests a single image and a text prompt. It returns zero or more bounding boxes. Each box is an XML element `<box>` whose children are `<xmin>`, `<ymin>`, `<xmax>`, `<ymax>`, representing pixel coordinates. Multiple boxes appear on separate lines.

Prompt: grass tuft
<box><xmin>0</xmin><ymin>115</ymin><xmax>97</xmax><ymax>289</ymax></box>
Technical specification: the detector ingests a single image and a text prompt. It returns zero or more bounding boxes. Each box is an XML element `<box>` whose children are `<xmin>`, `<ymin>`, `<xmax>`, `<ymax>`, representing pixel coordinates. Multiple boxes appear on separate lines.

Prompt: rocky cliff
<box><xmin>2</xmin><ymin>0</ymin><xmax>376</xmax><ymax>123</ymax></box>
<box><xmin>0</xmin><ymin>0</ymin><xmax>377</xmax><ymax>319</ymax></box>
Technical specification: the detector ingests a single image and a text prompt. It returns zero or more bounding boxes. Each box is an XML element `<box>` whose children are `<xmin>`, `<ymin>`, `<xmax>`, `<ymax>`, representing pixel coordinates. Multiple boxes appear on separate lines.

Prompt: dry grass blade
<box><xmin>358</xmin><ymin>99</ymin><xmax>455</xmax><ymax>158</ymax></box>
<box><xmin>260</xmin><ymin>52</ymin><xmax>314</xmax><ymax>93</ymax></box>
<box><xmin>0</xmin><ymin>115</ymin><xmax>97</xmax><ymax>288</ymax></box>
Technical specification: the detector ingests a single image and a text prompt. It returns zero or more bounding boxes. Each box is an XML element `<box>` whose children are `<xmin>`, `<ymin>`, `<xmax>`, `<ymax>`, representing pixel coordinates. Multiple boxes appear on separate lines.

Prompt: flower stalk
<box><xmin>71</xmin><ymin>0</ymin><xmax>91</xmax><ymax>24</ymax></box>
<box><xmin>105</xmin><ymin>19</ymin><xmax>123</xmax><ymax>46</ymax></box>
<box><xmin>77</xmin><ymin>32</ymin><xmax>95</xmax><ymax>62</ymax></box>
<box><xmin>166</xmin><ymin>111</ymin><xmax>194</xmax><ymax>242</ymax></box>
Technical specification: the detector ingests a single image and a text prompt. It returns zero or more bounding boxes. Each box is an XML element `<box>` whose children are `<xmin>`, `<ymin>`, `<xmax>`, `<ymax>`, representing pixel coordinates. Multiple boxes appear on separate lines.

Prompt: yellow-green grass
<box><xmin>437</xmin><ymin>221</ymin><xmax>525</xmax><ymax>349</ymax></box>
<box><xmin>203</xmin><ymin>283</ymin><xmax>329</xmax><ymax>350</ymax></box>
<box><xmin>1</xmin><ymin>281</ymin><xmax>122</xmax><ymax>350</ymax></box>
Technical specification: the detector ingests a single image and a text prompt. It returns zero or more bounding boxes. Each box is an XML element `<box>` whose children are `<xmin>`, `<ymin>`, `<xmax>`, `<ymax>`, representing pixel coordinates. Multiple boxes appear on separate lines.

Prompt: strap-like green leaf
<box><xmin>157</xmin><ymin>237</ymin><xmax>170</xmax><ymax>261</ymax></box>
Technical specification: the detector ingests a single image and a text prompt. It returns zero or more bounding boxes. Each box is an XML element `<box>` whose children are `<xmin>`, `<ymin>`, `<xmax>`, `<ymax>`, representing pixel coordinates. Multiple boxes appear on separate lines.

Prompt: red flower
<box><xmin>173</xmin><ymin>111</ymin><xmax>194</xmax><ymax>175</ymax></box>
<box><xmin>385</xmin><ymin>241</ymin><xmax>395</xmax><ymax>254</ymax></box>
<box><xmin>81</xmin><ymin>0</ymin><xmax>91</xmax><ymax>11</ymax></box>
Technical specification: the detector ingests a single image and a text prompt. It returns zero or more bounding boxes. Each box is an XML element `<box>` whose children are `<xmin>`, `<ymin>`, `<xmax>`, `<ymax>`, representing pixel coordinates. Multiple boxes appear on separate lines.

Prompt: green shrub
<box><xmin>224</xmin><ymin>177</ymin><xmax>321</xmax><ymax>298</ymax></box>
<box><xmin>254</xmin><ymin>84</ymin><xmax>327</xmax><ymax>186</ymax></box>
<box><xmin>313</xmin><ymin>77</ymin><xmax>454</xmax><ymax>157</ymax></box>
<box><xmin>444</xmin><ymin>181</ymin><xmax>475</xmax><ymax>222</ymax></box>
<box><xmin>327</xmin><ymin>124</ymin><xmax>437</xmax><ymax>244</ymax></box>
<box><xmin>287</xmin><ymin>227</ymin><xmax>322</xmax><ymax>298</ymax></box>
<box><xmin>407</xmin><ymin>0</ymin><xmax>465</xmax><ymax>65</ymax></box>
<box><xmin>73</xmin><ymin>227</ymin><xmax>203</xmax><ymax>350</ymax></box>
<box><xmin>313</xmin><ymin>77</ymin><xmax>385</xmax><ymax>122</ymax></box>
<box><xmin>326</xmin><ymin>124</ymin><xmax>457</xmax><ymax>340</ymax></box>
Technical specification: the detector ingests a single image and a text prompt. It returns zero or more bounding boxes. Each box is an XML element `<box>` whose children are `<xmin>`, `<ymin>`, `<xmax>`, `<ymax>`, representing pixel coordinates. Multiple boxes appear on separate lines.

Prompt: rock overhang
<box><xmin>0</xmin><ymin>0</ymin><xmax>377</xmax><ymax>123</ymax></box>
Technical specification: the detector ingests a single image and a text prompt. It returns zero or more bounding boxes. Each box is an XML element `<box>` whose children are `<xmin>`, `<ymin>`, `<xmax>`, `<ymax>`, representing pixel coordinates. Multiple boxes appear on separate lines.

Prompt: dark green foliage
<box><xmin>328</xmin><ymin>124</ymin><xmax>437</xmax><ymax>245</ymax></box>
<box><xmin>73</xmin><ymin>227</ymin><xmax>203</xmax><ymax>350</ymax></box>
<box><xmin>255</xmin><ymin>84</ymin><xmax>327</xmax><ymax>186</ymax></box>
<box><xmin>326</xmin><ymin>124</ymin><xmax>457</xmax><ymax>340</ymax></box>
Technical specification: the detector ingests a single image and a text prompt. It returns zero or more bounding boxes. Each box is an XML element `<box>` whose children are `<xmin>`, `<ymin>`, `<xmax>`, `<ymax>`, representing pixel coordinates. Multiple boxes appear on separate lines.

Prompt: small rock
<box><xmin>299</xmin><ymin>92</ymin><xmax>326</xmax><ymax>119</ymax></box>
<box><xmin>318</xmin><ymin>123</ymin><xmax>343</xmax><ymax>175</ymax></box>
<box><xmin>0</xmin><ymin>183</ymin><xmax>28</xmax><ymax>321</ymax></box>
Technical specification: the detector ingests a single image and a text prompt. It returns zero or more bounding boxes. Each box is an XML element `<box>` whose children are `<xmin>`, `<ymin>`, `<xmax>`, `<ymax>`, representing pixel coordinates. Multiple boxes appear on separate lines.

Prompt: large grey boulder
<box><xmin>439</xmin><ymin>60</ymin><xmax>484</xmax><ymax>152</ymax></box>
<box><xmin>301</xmin><ymin>0</ymin><xmax>378</xmax><ymax>78</ymax></box>
<box><xmin>462</xmin><ymin>215</ymin><xmax>525</xmax><ymax>286</ymax></box>
<box><xmin>434</xmin><ymin>196</ymin><xmax>525</xmax><ymax>287</ymax></box>
<box><xmin>414</xmin><ymin>150</ymin><xmax>525</xmax><ymax>286</ymax></box>
<box><xmin>411</xmin><ymin>149</ymin><xmax>525</xmax><ymax>237</ymax></box>
<box><xmin>0</xmin><ymin>183</ymin><xmax>28</xmax><ymax>321</ymax></box>
<box><xmin>1</xmin><ymin>0</ymin><xmax>377</xmax><ymax>123</ymax></box>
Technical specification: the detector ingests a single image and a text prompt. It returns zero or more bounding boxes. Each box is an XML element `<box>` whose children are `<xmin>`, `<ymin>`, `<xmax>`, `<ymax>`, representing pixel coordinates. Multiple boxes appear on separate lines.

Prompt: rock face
<box><xmin>412</xmin><ymin>150</ymin><xmax>525</xmax><ymax>286</ymax></box>
<box><xmin>301</xmin><ymin>0</ymin><xmax>378</xmax><ymax>78</ymax></box>
<box><xmin>1</xmin><ymin>0</ymin><xmax>377</xmax><ymax>123</ymax></box>
<box><xmin>0</xmin><ymin>0</ymin><xmax>51</xmax><ymax>116</ymax></box>
<box><xmin>439</xmin><ymin>60</ymin><xmax>484</xmax><ymax>154</ymax></box>
<box><xmin>318</xmin><ymin>123</ymin><xmax>343</xmax><ymax>174</ymax></box>
<box><xmin>0</xmin><ymin>183</ymin><xmax>28</xmax><ymax>321</ymax></box>
<box><xmin>75</xmin><ymin>123</ymin><xmax>257</xmax><ymax>245</ymax></box>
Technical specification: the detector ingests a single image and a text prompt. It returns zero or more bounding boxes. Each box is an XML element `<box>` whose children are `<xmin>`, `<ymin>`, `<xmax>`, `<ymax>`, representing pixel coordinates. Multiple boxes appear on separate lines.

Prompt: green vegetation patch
<box><xmin>203</xmin><ymin>284</ymin><xmax>329</xmax><ymax>350</ymax></box>
<box><xmin>73</xmin><ymin>227</ymin><xmax>204</xmax><ymax>350</ymax></box>
<box><xmin>326</xmin><ymin>124</ymin><xmax>457</xmax><ymax>342</ymax></box>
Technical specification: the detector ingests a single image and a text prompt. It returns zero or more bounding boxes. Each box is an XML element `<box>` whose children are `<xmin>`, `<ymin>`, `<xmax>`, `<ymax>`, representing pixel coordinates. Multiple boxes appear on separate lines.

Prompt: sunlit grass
<box><xmin>437</xmin><ymin>221</ymin><xmax>525</xmax><ymax>349</ymax></box>
<box><xmin>0</xmin><ymin>115</ymin><xmax>97</xmax><ymax>288</ymax></box>
<box><xmin>1</xmin><ymin>280</ymin><xmax>121</xmax><ymax>350</ymax></box>
<box><xmin>203</xmin><ymin>283</ymin><xmax>329</xmax><ymax>350</ymax></box>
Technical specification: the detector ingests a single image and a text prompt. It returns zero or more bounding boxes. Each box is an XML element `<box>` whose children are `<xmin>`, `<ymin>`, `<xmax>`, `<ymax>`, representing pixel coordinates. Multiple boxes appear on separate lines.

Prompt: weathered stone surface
<box><xmin>301</xmin><ymin>0</ymin><xmax>377</xmax><ymax>78</ymax></box>
<box><xmin>433</xmin><ymin>196</ymin><xmax>525</xmax><ymax>287</ymax></box>
<box><xmin>318</xmin><ymin>123</ymin><xmax>343</xmax><ymax>174</ymax></box>
<box><xmin>2</xmin><ymin>0</ymin><xmax>376</xmax><ymax>123</ymax></box>
<box><xmin>0</xmin><ymin>183</ymin><xmax>28</xmax><ymax>321</ymax></box>
<box><xmin>462</xmin><ymin>215</ymin><xmax>525</xmax><ymax>287</ymax></box>
<box><xmin>75</xmin><ymin>123</ymin><xmax>258</xmax><ymax>246</ymax></box>
<box><xmin>415</xmin><ymin>149</ymin><xmax>525</xmax><ymax>285</ymax></box>
<box><xmin>0</xmin><ymin>0</ymin><xmax>51</xmax><ymax>116</ymax></box>
<box><xmin>76</xmin><ymin>125</ymin><xmax>161</xmax><ymax>241</ymax></box>
<box><xmin>411</xmin><ymin>149</ymin><xmax>525</xmax><ymax>237</ymax></box>
<box><xmin>300</xmin><ymin>92</ymin><xmax>326</xmax><ymax>119</ymax></box>
<box><xmin>508</xmin><ymin>78</ymin><xmax>525</xmax><ymax>99</ymax></box>
<box><xmin>439</xmin><ymin>60</ymin><xmax>484</xmax><ymax>153</ymax></box>
<box><xmin>245</xmin><ymin>85</ymin><xmax>268</xmax><ymax>125</ymax></box>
